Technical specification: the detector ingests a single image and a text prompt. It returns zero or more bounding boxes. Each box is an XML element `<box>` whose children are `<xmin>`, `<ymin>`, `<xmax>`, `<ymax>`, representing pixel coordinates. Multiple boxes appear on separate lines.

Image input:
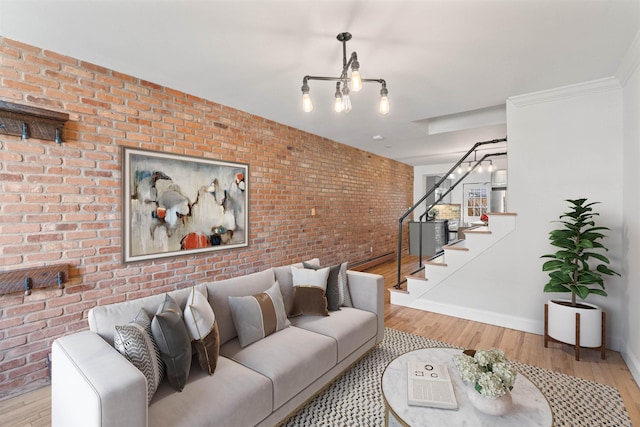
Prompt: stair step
<box><xmin>464</xmin><ymin>227</ymin><xmax>492</xmax><ymax>234</ymax></box>
<box><xmin>389</xmin><ymin>288</ymin><xmax>409</xmax><ymax>294</ymax></box>
<box><xmin>407</xmin><ymin>273</ymin><xmax>428</xmax><ymax>282</ymax></box>
<box><xmin>425</xmin><ymin>260</ymin><xmax>448</xmax><ymax>267</ymax></box>
<box><xmin>442</xmin><ymin>244</ymin><xmax>469</xmax><ymax>251</ymax></box>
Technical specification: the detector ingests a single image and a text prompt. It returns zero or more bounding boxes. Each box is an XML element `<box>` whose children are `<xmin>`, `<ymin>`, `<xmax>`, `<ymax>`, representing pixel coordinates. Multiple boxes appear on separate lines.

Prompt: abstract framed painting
<box><xmin>122</xmin><ymin>147</ymin><xmax>248</xmax><ymax>263</ymax></box>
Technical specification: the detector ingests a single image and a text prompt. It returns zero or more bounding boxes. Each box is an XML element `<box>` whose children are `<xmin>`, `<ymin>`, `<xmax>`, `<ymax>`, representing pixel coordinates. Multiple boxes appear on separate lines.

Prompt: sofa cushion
<box><xmin>220</xmin><ymin>326</ymin><xmax>337</xmax><ymax>409</ymax></box>
<box><xmin>149</xmin><ymin>357</ymin><xmax>273</xmax><ymax>427</ymax></box>
<box><xmin>228</xmin><ymin>282</ymin><xmax>290</xmax><ymax>347</ymax></box>
<box><xmin>290</xmin><ymin>266</ymin><xmax>330</xmax><ymax>317</ymax></box>
<box><xmin>206</xmin><ymin>268</ymin><xmax>276</xmax><ymax>346</ymax></box>
<box><xmin>183</xmin><ymin>285</ymin><xmax>219</xmax><ymax>375</ymax></box>
<box><xmin>289</xmin><ymin>307</ymin><xmax>378</xmax><ymax>362</ymax></box>
<box><xmin>151</xmin><ymin>294</ymin><xmax>192</xmax><ymax>391</ymax></box>
<box><xmin>89</xmin><ymin>288</ymin><xmax>192</xmax><ymax>347</ymax></box>
<box><xmin>114</xmin><ymin>309</ymin><xmax>164</xmax><ymax>403</ymax></box>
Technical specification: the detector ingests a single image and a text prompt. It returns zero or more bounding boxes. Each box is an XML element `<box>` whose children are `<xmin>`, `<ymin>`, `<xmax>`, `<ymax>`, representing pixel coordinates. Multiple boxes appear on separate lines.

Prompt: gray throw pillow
<box><xmin>151</xmin><ymin>294</ymin><xmax>192</xmax><ymax>391</ymax></box>
<box><xmin>114</xmin><ymin>309</ymin><xmax>164</xmax><ymax>403</ymax></box>
<box><xmin>303</xmin><ymin>262</ymin><xmax>351</xmax><ymax>310</ymax></box>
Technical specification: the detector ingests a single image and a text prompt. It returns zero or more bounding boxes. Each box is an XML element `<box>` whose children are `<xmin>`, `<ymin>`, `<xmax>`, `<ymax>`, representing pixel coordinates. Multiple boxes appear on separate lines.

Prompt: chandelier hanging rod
<box><xmin>303</xmin><ymin>76</ymin><xmax>386</xmax><ymax>85</ymax></box>
<box><xmin>300</xmin><ymin>32</ymin><xmax>389</xmax><ymax>114</ymax></box>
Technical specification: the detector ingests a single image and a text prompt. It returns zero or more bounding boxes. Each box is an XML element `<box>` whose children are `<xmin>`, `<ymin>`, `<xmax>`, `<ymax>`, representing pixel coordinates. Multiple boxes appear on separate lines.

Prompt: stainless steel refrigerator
<box><xmin>490</xmin><ymin>189</ymin><xmax>507</xmax><ymax>213</ymax></box>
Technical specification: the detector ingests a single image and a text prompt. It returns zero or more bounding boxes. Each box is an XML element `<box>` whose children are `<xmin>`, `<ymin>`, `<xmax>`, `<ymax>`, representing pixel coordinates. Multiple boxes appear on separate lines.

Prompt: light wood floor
<box><xmin>1</xmin><ymin>257</ymin><xmax>639</xmax><ymax>426</ymax></box>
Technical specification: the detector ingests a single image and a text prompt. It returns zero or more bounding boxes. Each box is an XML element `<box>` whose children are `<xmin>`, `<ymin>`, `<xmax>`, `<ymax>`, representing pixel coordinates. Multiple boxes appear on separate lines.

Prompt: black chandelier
<box><xmin>301</xmin><ymin>32</ymin><xmax>389</xmax><ymax>114</ymax></box>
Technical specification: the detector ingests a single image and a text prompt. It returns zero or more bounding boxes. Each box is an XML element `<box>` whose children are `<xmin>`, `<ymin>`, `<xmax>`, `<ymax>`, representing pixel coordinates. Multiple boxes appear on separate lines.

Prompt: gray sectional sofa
<box><xmin>51</xmin><ymin>260</ymin><xmax>384</xmax><ymax>427</ymax></box>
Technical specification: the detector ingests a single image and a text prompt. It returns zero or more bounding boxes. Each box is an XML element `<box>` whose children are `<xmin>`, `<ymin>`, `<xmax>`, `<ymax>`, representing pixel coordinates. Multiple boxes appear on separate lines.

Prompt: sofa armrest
<box><xmin>346</xmin><ymin>270</ymin><xmax>385</xmax><ymax>343</ymax></box>
<box><xmin>52</xmin><ymin>330</ymin><xmax>147</xmax><ymax>427</ymax></box>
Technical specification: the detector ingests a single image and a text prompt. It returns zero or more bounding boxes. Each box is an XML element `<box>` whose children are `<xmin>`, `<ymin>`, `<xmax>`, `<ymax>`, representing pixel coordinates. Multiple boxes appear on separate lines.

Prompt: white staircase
<box><xmin>390</xmin><ymin>213</ymin><xmax>517</xmax><ymax>308</ymax></box>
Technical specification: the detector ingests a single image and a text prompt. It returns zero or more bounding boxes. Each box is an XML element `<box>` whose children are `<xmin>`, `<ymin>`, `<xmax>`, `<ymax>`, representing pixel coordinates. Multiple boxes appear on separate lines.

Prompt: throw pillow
<box><xmin>114</xmin><ymin>309</ymin><xmax>164</xmax><ymax>403</ymax></box>
<box><xmin>183</xmin><ymin>285</ymin><xmax>220</xmax><ymax>375</ymax></box>
<box><xmin>303</xmin><ymin>262</ymin><xmax>342</xmax><ymax>311</ymax></box>
<box><xmin>228</xmin><ymin>281</ymin><xmax>291</xmax><ymax>347</ymax></box>
<box><xmin>290</xmin><ymin>266</ymin><xmax>330</xmax><ymax>317</ymax></box>
<box><xmin>151</xmin><ymin>294</ymin><xmax>192</xmax><ymax>391</ymax></box>
<box><xmin>338</xmin><ymin>262</ymin><xmax>353</xmax><ymax>307</ymax></box>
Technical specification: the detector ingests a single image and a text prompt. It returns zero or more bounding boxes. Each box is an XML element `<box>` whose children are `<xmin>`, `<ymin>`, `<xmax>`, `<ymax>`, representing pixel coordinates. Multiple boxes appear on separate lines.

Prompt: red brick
<box><xmin>0</xmin><ymin>35</ymin><xmax>414</xmax><ymax>399</ymax></box>
<box><xmin>23</xmin><ymin>308</ymin><xmax>63</xmax><ymax>323</ymax></box>
<box><xmin>0</xmin><ymin>336</ymin><xmax>26</xmax><ymax>351</ymax></box>
<box><xmin>7</xmin><ymin>321</ymin><xmax>46</xmax><ymax>338</ymax></box>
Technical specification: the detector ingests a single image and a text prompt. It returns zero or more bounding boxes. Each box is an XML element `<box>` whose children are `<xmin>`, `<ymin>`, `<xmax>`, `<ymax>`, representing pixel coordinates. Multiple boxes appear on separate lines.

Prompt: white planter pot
<box><xmin>547</xmin><ymin>299</ymin><xmax>602</xmax><ymax>347</ymax></box>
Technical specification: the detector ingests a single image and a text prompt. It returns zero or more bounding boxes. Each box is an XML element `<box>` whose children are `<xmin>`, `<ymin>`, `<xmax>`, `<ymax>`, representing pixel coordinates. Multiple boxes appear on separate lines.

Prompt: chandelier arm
<box><xmin>305</xmin><ymin>76</ymin><xmax>347</xmax><ymax>83</ymax></box>
<box><xmin>361</xmin><ymin>78</ymin><xmax>386</xmax><ymax>84</ymax></box>
<box><xmin>304</xmin><ymin>76</ymin><xmax>386</xmax><ymax>85</ymax></box>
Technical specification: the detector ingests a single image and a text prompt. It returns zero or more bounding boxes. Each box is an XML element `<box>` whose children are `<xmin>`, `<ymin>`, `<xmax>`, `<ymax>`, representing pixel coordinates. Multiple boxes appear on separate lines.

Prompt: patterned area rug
<box><xmin>282</xmin><ymin>328</ymin><xmax>631</xmax><ymax>426</ymax></box>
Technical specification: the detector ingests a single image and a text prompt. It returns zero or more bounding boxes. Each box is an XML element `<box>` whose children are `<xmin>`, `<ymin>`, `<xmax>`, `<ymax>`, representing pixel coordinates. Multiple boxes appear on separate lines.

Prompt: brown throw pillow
<box><xmin>193</xmin><ymin>321</ymin><xmax>220</xmax><ymax>375</ymax></box>
<box><xmin>290</xmin><ymin>266</ymin><xmax>330</xmax><ymax>316</ymax></box>
<box><xmin>183</xmin><ymin>285</ymin><xmax>220</xmax><ymax>375</ymax></box>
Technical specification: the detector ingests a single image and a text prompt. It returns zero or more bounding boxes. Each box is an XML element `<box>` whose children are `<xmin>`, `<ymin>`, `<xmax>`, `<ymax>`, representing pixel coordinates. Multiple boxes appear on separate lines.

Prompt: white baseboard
<box><xmin>622</xmin><ymin>343</ymin><xmax>640</xmax><ymax>389</ymax></box>
<box><xmin>409</xmin><ymin>299</ymin><xmax>623</xmax><ymax>352</ymax></box>
<box><xmin>410</xmin><ymin>299</ymin><xmax>543</xmax><ymax>335</ymax></box>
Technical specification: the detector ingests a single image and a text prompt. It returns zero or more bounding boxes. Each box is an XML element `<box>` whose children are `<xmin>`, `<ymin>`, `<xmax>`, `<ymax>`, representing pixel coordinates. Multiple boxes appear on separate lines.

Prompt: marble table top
<box><xmin>381</xmin><ymin>348</ymin><xmax>553</xmax><ymax>427</ymax></box>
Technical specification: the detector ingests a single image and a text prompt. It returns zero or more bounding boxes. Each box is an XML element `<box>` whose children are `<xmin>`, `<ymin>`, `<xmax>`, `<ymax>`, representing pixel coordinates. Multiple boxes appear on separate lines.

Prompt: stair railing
<box><xmin>395</xmin><ymin>138</ymin><xmax>507</xmax><ymax>289</ymax></box>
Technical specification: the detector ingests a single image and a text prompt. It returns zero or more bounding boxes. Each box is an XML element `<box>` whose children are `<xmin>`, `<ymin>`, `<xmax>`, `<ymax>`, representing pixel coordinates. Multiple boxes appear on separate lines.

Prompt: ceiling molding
<box><xmin>508</xmin><ymin>77</ymin><xmax>621</xmax><ymax>107</ymax></box>
<box><xmin>616</xmin><ymin>29</ymin><xmax>640</xmax><ymax>86</ymax></box>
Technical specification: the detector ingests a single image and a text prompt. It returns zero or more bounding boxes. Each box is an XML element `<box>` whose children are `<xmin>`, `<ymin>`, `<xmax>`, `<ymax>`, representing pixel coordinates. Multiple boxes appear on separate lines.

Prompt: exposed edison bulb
<box><xmin>342</xmin><ymin>94</ymin><xmax>352</xmax><ymax>113</ymax></box>
<box><xmin>457</xmin><ymin>165</ymin><xmax>463</xmax><ymax>174</ymax></box>
<box><xmin>379</xmin><ymin>83</ymin><xmax>389</xmax><ymax>115</ymax></box>
<box><xmin>350</xmin><ymin>70</ymin><xmax>362</xmax><ymax>92</ymax></box>
<box><xmin>342</xmin><ymin>86</ymin><xmax>352</xmax><ymax>113</ymax></box>
<box><xmin>334</xmin><ymin>95</ymin><xmax>344</xmax><ymax>112</ymax></box>
<box><xmin>488</xmin><ymin>161</ymin><xmax>494</xmax><ymax>172</ymax></box>
<box><xmin>302</xmin><ymin>93</ymin><xmax>313</xmax><ymax>112</ymax></box>
<box><xmin>379</xmin><ymin>95</ymin><xmax>390</xmax><ymax>115</ymax></box>
<box><xmin>478</xmin><ymin>162</ymin><xmax>483</xmax><ymax>173</ymax></box>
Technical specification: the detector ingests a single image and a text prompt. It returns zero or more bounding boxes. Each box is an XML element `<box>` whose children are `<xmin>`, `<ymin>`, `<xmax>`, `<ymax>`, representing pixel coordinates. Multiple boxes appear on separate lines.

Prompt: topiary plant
<box><xmin>541</xmin><ymin>198</ymin><xmax>620</xmax><ymax>306</ymax></box>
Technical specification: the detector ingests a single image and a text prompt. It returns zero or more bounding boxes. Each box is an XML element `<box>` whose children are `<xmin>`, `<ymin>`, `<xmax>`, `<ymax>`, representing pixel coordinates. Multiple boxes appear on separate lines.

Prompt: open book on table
<box><xmin>407</xmin><ymin>361</ymin><xmax>458</xmax><ymax>410</ymax></box>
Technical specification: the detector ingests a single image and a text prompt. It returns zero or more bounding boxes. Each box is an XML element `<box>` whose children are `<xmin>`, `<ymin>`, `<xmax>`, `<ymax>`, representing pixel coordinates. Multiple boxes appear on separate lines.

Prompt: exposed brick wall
<box><xmin>0</xmin><ymin>37</ymin><xmax>413</xmax><ymax>399</ymax></box>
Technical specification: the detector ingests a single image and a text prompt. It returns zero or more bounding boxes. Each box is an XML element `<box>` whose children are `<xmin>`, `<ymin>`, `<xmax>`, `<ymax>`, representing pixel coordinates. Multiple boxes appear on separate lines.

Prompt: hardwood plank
<box><xmin>0</xmin><ymin>256</ymin><xmax>638</xmax><ymax>426</ymax></box>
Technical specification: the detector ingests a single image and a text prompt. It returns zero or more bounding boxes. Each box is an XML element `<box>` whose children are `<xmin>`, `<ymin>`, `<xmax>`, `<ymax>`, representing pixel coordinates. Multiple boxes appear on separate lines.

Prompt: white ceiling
<box><xmin>1</xmin><ymin>0</ymin><xmax>638</xmax><ymax>166</ymax></box>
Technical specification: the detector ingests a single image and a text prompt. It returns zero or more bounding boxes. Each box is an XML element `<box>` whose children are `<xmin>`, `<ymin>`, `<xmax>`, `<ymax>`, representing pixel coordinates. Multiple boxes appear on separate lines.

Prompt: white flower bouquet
<box><xmin>454</xmin><ymin>348</ymin><xmax>517</xmax><ymax>399</ymax></box>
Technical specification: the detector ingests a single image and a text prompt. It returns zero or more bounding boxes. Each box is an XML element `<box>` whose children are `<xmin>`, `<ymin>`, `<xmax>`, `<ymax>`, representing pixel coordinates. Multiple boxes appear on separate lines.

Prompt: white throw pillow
<box><xmin>291</xmin><ymin>266</ymin><xmax>330</xmax><ymax>290</ymax></box>
<box><xmin>184</xmin><ymin>285</ymin><xmax>216</xmax><ymax>340</ymax></box>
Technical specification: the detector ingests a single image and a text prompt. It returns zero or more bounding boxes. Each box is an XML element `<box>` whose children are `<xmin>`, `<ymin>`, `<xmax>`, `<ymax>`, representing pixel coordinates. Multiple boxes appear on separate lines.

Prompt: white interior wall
<box><xmin>413</xmin><ymin>79</ymin><xmax>625</xmax><ymax>350</ymax></box>
<box><xmin>620</xmin><ymin>31</ymin><xmax>640</xmax><ymax>385</ymax></box>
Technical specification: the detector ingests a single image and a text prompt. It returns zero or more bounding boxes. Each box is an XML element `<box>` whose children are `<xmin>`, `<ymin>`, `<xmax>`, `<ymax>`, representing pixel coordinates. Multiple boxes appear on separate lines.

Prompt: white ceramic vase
<box><xmin>467</xmin><ymin>387</ymin><xmax>513</xmax><ymax>416</ymax></box>
<box><xmin>547</xmin><ymin>299</ymin><xmax>602</xmax><ymax>347</ymax></box>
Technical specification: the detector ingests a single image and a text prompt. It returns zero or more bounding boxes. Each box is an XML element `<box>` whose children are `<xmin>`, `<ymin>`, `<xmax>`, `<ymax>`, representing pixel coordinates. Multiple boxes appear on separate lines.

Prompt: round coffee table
<box><xmin>381</xmin><ymin>348</ymin><xmax>553</xmax><ymax>426</ymax></box>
